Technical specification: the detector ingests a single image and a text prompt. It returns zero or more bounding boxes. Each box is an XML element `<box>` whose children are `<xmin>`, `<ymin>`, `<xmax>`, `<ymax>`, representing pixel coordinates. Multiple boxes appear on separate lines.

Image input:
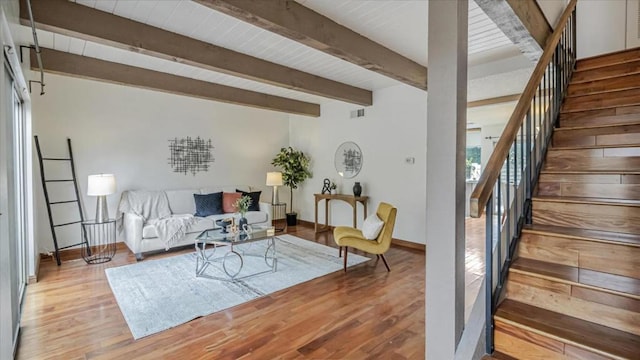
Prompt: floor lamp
<box><xmin>266</xmin><ymin>172</ymin><xmax>283</xmax><ymax>204</ymax></box>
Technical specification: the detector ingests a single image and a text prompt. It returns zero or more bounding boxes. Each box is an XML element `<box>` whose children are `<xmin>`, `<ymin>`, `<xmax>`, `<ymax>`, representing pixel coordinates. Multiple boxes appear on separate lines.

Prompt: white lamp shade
<box><xmin>266</xmin><ymin>172</ymin><xmax>283</xmax><ymax>186</ymax></box>
<box><xmin>87</xmin><ymin>174</ymin><xmax>116</xmax><ymax>196</ymax></box>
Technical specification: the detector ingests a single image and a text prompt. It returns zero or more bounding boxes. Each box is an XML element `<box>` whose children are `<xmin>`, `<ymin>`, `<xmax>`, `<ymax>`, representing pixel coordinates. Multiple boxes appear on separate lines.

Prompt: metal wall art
<box><xmin>334</xmin><ymin>141</ymin><xmax>362</xmax><ymax>179</ymax></box>
<box><xmin>168</xmin><ymin>136</ymin><xmax>214</xmax><ymax>175</ymax></box>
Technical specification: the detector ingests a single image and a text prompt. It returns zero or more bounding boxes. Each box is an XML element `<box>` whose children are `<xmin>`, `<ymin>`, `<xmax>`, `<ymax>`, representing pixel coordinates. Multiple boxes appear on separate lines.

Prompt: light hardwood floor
<box><xmin>17</xmin><ymin>221</ymin><xmax>484</xmax><ymax>359</ymax></box>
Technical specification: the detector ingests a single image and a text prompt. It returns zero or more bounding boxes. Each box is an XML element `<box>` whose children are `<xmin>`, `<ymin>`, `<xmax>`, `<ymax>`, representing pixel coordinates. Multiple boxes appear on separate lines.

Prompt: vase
<box><xmin>238</xmin><ymin>217</ymin><xmax>248</xmax><ymax>230</ymax></box>
<box><xmin>353</xmin><ymin>182</ymin><xmax>362</xmax><ymax>197</ymax></box>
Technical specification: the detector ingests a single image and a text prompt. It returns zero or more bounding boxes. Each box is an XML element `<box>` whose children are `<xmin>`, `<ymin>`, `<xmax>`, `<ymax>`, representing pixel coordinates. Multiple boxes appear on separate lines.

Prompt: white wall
<box><xmin>289</xmin><ymin>85</ymin><xmax>427</xmax><ymax>244</ymax></box>
<box><xmin>31</xmin><ymin>73</ymin><xmax>290</xmax><ymax>253</ymax></box>
<box><xmin>577</xmin><ymin>0</ymin><xmax>627</xmax><ymax>59</ymax></box>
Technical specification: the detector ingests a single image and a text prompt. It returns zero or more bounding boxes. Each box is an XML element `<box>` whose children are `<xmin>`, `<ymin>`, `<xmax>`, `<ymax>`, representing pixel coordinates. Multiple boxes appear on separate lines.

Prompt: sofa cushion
<box><xmin>222</xmin><ymin>192</ymin><xmax>242</xmax><ymax>213</ymax></box>
<box><xmin>142</xmin><ymin>216</ymin><xmax>213</xmax><ymax>239</ymax></box>
<box><xmin>194</xmin><ymin>192</ymin><xmax>223</xmax><ymax>217</ymax></box>
<box><xmin>237</xmin><ymin>189</ymin><xmax>261</xmax><ymax>211</ymax></box>
<box><xmin>166</xmin><ymin>189</ymin><xmax>199</xmax><ymax>215</ymax></box>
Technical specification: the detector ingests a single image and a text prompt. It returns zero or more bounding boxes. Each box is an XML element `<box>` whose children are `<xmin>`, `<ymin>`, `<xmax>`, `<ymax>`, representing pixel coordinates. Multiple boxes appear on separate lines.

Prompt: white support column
<box><xmin>425</xmin><ymin>0</ymin><xmax>468</xmax><ymax>359</ymax></box>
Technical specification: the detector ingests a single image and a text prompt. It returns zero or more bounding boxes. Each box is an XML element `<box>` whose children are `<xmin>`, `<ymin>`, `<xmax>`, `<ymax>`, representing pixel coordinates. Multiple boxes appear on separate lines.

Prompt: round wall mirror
<box><xmin>334</xmin><ymin>141</ymin><xmax>363</xmax><ymax>179</ymax></box>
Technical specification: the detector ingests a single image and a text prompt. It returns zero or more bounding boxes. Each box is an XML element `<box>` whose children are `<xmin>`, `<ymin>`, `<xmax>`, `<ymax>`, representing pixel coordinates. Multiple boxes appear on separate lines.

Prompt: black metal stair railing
<box><xmin>468</xmin><ymin>0</ymin><xmax>578</xmax><ymax>353</ymax></box>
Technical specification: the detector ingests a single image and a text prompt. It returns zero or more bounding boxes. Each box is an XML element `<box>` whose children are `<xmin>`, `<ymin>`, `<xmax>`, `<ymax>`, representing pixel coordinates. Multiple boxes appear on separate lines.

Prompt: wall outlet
<box><xmin>405</xmin><ymin>157</ymin><xmax>415</xmax><ymax>164</ymax></box>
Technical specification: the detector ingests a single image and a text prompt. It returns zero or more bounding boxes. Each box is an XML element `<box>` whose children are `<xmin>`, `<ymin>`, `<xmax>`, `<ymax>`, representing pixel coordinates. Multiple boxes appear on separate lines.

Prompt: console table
<box><xmin>313</xmin><ymin>193</ymin><xmax>369</xmax><ymax>234</ymax></box>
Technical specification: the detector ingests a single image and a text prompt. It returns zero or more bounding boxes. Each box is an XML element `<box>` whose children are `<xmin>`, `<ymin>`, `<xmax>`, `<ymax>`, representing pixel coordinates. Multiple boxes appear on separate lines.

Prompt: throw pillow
<box><xmin>222</xmin><ymin>192</ymin><xmax>242</xmax><ymax>213</ymax></box>
<box><xmin>362</xmin><ymin>214</ymin><xmax>384</xmax><ymax>240</ymax></box>
<box><xmin>193</xmin><ymin>192</ymin><xmax>223</xmax><ymax>217</ymax></box>
<box><xmin>236</xmin><ymin>189</ymin><xmax>261</xmax><ymax>211</ymax></box>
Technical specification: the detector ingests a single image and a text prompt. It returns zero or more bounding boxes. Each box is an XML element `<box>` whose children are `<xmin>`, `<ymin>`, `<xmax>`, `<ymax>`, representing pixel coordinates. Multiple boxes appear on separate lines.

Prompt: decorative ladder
<box><xmin>34</xmin><ymin>136</ymin><xmax>87</xmax><ymax>266</ymax></box>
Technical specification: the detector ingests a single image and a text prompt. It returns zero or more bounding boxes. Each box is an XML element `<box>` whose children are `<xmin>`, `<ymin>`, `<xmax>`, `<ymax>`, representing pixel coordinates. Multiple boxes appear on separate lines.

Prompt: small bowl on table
<box><xmin>216</xmin><ymin>219</ymin><xmax>232</xmax><ymax>233</ymax></box>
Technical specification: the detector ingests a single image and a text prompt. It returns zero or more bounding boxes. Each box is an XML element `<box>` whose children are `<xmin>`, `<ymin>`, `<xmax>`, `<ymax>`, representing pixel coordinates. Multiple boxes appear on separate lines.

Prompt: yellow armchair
<box><xmin>333</xmin><ymin>202</ymin><xmax>397</xmax><ymax>272</ymax></box>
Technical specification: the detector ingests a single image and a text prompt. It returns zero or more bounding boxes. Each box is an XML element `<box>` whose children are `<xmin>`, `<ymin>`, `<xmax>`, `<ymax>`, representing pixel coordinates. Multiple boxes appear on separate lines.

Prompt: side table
<box><xmin>271</xmin><ymin>203</ymin><xmax>287</xmax><ymax>232</ymax></box>
<box><xmin>81</xmin><ymin>219</ymin><xmax>116</xmax><ymax>264</ymax></box>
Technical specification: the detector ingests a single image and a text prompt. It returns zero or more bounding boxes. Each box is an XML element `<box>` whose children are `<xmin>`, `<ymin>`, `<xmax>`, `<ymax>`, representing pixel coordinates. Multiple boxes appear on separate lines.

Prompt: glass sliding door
<box><xmin>12</xmin><ymin>73</ymin><xmax>26</xmax><ymax>302</ymax></box>
<box><xmin>0</xmin><ymin>53</ymin><xmax>27</xmax><ymax>358</ymax></box>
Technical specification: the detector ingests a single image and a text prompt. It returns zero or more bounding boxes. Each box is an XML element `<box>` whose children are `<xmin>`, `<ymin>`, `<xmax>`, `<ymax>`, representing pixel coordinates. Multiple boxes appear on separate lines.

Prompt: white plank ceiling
<box><xmin>24</xmin><ymin>0</ymin><xmax>525</xmax><ymax>105</ymax></box>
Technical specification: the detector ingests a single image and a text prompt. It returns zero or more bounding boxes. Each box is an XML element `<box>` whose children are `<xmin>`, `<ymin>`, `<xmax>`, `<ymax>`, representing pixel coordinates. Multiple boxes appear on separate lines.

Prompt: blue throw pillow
<box><xmin>236</xmin><ymin>189</ymin><xmax>261</xmax><ymax>211</ymax></box>
<box><xmin>194</xmin><ymin>192</ymin><xmax>223</xmax><ymax>217</ymax></box>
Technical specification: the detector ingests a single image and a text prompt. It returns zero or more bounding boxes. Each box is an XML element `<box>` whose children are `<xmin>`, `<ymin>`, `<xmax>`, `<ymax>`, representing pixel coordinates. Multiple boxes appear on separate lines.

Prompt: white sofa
<box><xmin>121</xmin><ymin>186</ymin><xmax>272</xmax><ymax>260</ymax></box>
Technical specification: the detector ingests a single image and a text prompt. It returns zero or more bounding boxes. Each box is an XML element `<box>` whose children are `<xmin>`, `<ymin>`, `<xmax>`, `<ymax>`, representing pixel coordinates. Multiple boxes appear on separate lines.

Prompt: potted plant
<box><xmin>330</xmin><ymin>181</ymin><xmax>337</xmax><ymax>195</ymax></box>
<box><xmin>233</xmin><ymin>195</ymin><xmax>252</xmax><ymax>229</ymax></box>
<box><xmin>271</xmin><ymin>147</ymin><xmax>312</xmax><ymax>226</ymax></box>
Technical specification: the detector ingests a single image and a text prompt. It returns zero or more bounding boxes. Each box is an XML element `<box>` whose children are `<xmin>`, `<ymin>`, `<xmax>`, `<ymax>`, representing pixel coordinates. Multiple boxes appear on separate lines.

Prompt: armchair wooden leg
<box><xmin>380</xmin><ymin>254</ymin><xmax>391</xmax><ymax>272</ymax></box>
<box><xmin>339</xmin><ymin>246</ymin><xmax>342</xmax><ymax>258</ymax></box>
<box><xmin>343</xmin><ymin>246</ymin><xmax>348</xmax><ymax>272</ymax></box>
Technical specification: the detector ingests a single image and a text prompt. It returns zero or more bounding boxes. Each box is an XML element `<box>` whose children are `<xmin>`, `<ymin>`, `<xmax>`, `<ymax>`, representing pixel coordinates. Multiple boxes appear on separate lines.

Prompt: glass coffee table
<box><xmin>195</xmin><ymin>226</ymin><xmax>278</xmax><ymax>282</ymax></box>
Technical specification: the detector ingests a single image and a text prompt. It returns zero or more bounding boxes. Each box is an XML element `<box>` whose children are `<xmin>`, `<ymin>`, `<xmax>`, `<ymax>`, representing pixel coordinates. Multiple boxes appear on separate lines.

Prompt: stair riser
<box><xmin>571</xmin><ymin>59</ymin><xmax>640</xmax><ymax>84</ymax></box>
<box><xmin>559</xmin><ymin>105</ymin><xmax>640</xmax><ymax>124</ymax></box>
<box><xmin>532</xmin><ymin>200</ymin><xmax>640</xmax><ymax>234</ymax></box>
<box><xmin>576</xmin><ymin>48</ymin><xmax>640</xmax><ymax>71</ymax></box>
<box><xmin>506</xmin><ymin>275</ymin><xmax>640</xmax><ymax>336</ymax></box>
<box><xmin>564</xmin><ymin>87</ymin><xmax>640</xmax><ymax>110</ymax></box>
<box><xmin>544</xmin><ymin>156</ymin><xmax>640</xmax><ymax>171</ymax></box>
<box><xmin>559</xmin><ymin>113</ymin><xmax>640</xmax><ymax>128</ymax></box>
<box><xmin>553</xmin><ymin>128</ymin><xmax>640</xmax><ymax>148</ymax></box>
<box><xmin>538</xmin><ymin>173</ymin><xmax>639</xmax><ymax>185</ymax></box>
<box><xmin>518</xmin><ymin>232</ymin><xmax>640</xmax><ymax>279</ymax></box>
<box><xmin>538</xmin><ymin>182</ymin><xmax>640</xmax><ymax>201</ymax></box>
<box><xmin>547</xmin><ymin>147</ymin><xmax>640</xmax><ymax>158</ymax></box>
<box><xmin>494</xmin><ymin>320</ymin><xmax>612</xmax><ymax>360</ymax></box>
<box><xmin>568</xmin><ymin>73</ymin><xmax>640</xmax><ymax>97</ymax></box>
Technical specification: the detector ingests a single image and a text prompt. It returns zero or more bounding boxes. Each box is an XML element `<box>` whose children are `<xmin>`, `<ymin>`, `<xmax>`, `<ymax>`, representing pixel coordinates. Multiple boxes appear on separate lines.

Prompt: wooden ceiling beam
<box><xmin>33</xmin><ymin>48</ymin><xmax>320</xmax><ymax>117</ymax></box>
<box><xmin>195</xmin><ymin>0</ymin><xmax>428</xmax><ymax>90</ymax></box>
<box><xmin>20</xmin><ymin>0</ymin><xmax>371</xmax><ymax>106</ymax></box>
<box><xmin>474</xmin><ymin>0</ymin><xmax>552</xmax><ymax>61</ymax></box>
<box><xmin>467</xmin><ymin>93</ymin><xmax>521</xmax><ymax>108</ymax></box>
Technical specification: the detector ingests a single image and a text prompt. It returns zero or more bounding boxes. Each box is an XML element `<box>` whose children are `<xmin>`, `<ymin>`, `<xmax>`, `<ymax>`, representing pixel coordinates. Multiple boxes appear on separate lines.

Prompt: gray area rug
<box><xmin>105</xmin><ymin>234</ymin><xmax>369</xmax><ymax>339</ymax></box>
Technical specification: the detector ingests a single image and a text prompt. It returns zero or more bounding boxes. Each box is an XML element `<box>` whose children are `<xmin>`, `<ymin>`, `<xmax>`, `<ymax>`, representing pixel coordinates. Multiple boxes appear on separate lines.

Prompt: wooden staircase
<box><xmin>491</xmin><ymin>49</ymin><xmax>640</xmax><ymax>359</ymax></box>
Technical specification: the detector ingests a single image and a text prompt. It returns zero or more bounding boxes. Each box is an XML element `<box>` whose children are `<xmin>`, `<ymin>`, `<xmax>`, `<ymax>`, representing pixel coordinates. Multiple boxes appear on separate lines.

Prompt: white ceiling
<box><xmin>18</xmin><ymin>0</ymin><xmax>534</xmax><ymax>107</ymax></box>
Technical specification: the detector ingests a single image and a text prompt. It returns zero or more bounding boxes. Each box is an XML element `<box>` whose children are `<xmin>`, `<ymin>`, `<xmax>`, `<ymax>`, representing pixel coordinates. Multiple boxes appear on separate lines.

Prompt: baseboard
<box><xmin>28</xmin><ymin>255</ymin><xmax>40</xmax><ymax>284</ymax></box>
<box><xmin>297</xmin><ymin>220</ymin><xmax>425</xmax><ymax>252</ymax></box>
<box><xmin>40</xmin><ymin>242</ymin><xmax>128</xmax><ymax>263</ymax></box>
<box><xmin>391</xmin><ymin>238</ymin><xmax>425</xmax><ymax>251</ymax></box>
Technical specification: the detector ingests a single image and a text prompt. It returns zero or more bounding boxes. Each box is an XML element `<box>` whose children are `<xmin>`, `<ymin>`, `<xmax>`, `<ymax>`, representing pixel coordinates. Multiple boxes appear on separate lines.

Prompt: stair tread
<box><xmin>548</xmin><ymin>143</ymin><xmax>640</xmax><ymax>151</ymax></box>
<box><xmin>540</xmin><ymin>169</ymin><xmax>640</xmax><ymax>174</ymax></box>
<box><xmin>567</xmin><ymin>75</ymin><xmax>640</xmax><ymax>98</ymax></box>
<box><xmin>561</xmin><ymin>101</ymin><xmax>640</xmax><ymax>114</ymax></box>
<box><xmin>571</xmin><ymin>59</ymin><xmax>640</xmax><ymax>84</ymax></box>
<box><xmin>575</xmin><ymin>47</ymin><xmax>640</xmax><ymax>71</ymax></box>
<box><xmin>522</xmin><ymin>224</ymin><xmax>640</xmax><ymax>247</ymax></box>
<box><xmin>495</xmin><ymin>299</ymin><xmax>640</xmax><ymax>359</ymax></box>
<box><xmin>533</xmin><ymin>195</ymin><xmax>640</xmax><ymax>206</ymax></box>
<box><xmin>511</xmin><ymin>258</ymin><xmax>640</xmax><ymax>297</ymax></box>
<box><xmin>554</xmin><ymin>121</ymin><xmax>640</xmax><ymax>132</ymax></box>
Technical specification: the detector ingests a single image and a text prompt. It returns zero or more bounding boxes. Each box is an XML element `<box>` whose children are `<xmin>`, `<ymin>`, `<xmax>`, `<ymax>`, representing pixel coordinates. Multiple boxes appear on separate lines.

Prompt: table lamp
<box><xmin>87</xmin><ymin>174</ymin><xmax>116</xmax><ymax>222</ymax></box>
<box><xmin>266</xmin><ymin>172</ymin><xmax>283</xmax><ymax>204</ymax></box>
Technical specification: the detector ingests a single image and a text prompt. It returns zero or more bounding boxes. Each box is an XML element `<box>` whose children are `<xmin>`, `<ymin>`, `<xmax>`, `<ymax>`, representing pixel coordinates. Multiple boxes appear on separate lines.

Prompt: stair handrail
<box><xmin>469</xmin><ymin>0</ymin><xmax>578</xmax><ymax>354</ymax></box>
<box><xmin>470</xmin><ymin>0</ymin><xmax>577</xmax><ymax>218</ymax></box>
